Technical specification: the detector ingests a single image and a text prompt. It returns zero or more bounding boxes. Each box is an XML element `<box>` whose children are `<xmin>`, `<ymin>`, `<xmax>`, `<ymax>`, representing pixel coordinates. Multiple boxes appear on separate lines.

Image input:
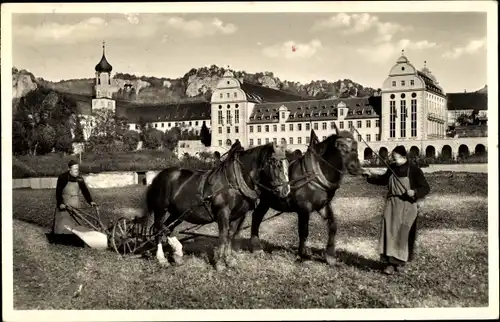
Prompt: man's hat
<box><xmin>68</xmin><ymin>160</ymin><xmax>79</xmax><ymax>168</ymax></box>
<box><xmin>392</xmin><ymin>145</ymin><xmax>408</xmax><ymax>157</ymax></box>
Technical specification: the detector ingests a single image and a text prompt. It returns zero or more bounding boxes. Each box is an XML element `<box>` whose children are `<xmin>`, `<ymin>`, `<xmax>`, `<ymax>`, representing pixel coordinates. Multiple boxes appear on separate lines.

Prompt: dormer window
<box><xmin>305</xmin><ymin>113</ymin><xmax>311</xmax><ymax>117</ymax></box>
<box><xmin>392</xmin><ymin>81</ymin><xmax>396</xmax><ymax>87</ymax></box>
<box><xmin>321</xmin><ymin>112</ymin><xmax>327</xmax><ymax>116</ymax></box>
<box><xmin>266</xmin><ymin>109</ymin><xmax>270</xmax><ymax>112</ymax></box>
<box><xmin>330</xmin><ymin>112</ymin><xmax>335</xmax><ymax>116</ymax></box>
<box><xmin>289</xmin><ymin>115</ymin><xmax>295</xmax><ymax>119</ymax></box>
<box><xmin>314</xmin><ymin>112</ymin><xmax>319</xmax><ymax>117</ymax></box>
<box><xmin>306</xmin><ymin>106</ymin><xmax>310</xmax><ymax>110</ymax></box>
<box><xmin>298</xmin><ymin>114</ymin><xmax>303</xmax><ymax>118</ymax></box>
<box><xmin>348</xmin><ymin>110</ymin><xmax>353</xmax><ymax>116</ymax></box>
<box><xmin>298</xmin><ymin>106</ymin><xmax>302</xmax><ymax>110</ymax></box>
<box><xmin>257</xmin><ymin>116</ymin><xmax>261</xmax><ymax>120</ymax></box>
<box><xmin>322</xmin><ymin>106</ymin><xmax>326</xmax><ymax>109</ymax></box>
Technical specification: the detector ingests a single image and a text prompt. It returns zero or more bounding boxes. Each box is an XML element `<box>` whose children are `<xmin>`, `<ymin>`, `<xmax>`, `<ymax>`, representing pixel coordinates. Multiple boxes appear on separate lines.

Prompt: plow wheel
<box><xmin>111</xmin><ymin>217</ymin><xmax>140</xmax><ymax>256</ymax></box>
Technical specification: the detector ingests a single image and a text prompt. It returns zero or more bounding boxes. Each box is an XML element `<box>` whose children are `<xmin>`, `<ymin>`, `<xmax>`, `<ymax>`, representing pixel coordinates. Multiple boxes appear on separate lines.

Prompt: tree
<box><xmin>123</xmin><ymin>130</ymin><xmax>141</xmax><ymax>151</ymax></box>
<box><xmin>163</xmin><ymin>127</ymin><xmax>181</xmax><ymax>151</ymax></box>
<box><xmin>53</xmin><ymin>124</ymin><xmax>73</xmax><ymax>154</ymax></box>
<box><xmin>200</xmin><ymin>121</ymin><xmax>211</xmax><ymax>147</ymax></box>
<box><xmin>73</xmin><ymin>115</ymin><xmax>85</xmax><ymax>143</ymax></box>
<box><xmin>142</xmin><ymin>128</ymin><xmax>163</xmax><ymax>150</ymax></box>
<box><xmin>35</xmin><ymin>124</ymin><xmax>57</xmax><ymax>154</ymax></box>
<box><xmin>85</xmin><ymin>108</ymin><xmax>129</xmax><ymax>153</ymax></box>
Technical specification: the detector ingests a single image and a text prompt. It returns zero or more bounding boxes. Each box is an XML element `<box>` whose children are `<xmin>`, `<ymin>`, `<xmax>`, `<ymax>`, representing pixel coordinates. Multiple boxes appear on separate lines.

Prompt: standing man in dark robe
<box><xmin>361</xmin><ymin>146</ymin><xmax>430</xmax><ymax>275</ymax></box>
<box><xmin>49</xmin><ymin>160</ymin><xmax>96</xmax><ymax>244</ymax></box>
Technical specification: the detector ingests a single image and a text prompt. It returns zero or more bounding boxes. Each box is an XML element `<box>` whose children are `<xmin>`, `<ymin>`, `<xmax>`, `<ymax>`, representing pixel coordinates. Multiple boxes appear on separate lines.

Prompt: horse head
<box><xmin>238</xmin><ymin>142</ymin><xmax>291</xmax><ymax>199</ymax></box>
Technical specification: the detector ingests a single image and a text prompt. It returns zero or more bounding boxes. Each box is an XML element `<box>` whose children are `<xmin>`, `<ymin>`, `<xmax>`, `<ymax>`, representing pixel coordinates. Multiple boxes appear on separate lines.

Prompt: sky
<box><xmin>12</xmin><ymin>11</ymin><xmax>488</xmax><ymax>93</ymax></box>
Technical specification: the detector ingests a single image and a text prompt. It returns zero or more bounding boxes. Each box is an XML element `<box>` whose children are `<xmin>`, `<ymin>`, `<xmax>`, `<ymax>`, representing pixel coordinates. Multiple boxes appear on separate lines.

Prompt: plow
<box><xmin>59</xmin><ymin>204</ymin><xmax>283</xmax><ymax>259</ymax></box>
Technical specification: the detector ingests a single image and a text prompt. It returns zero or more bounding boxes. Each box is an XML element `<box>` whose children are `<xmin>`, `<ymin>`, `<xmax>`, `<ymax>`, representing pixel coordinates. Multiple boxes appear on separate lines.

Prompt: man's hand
<box><xmin>59</xmin><ymin>204</ymin><xmax>66</xmax><ymax>210</ymax></box>
<box><xmin>90</xmin><ymin>201</ymin><xmax>97</xmax><ymax>207</ymax></box>
<box><xmin>406</xmin><ymin>189</ymin><xmax>415</xmax><ymax>198</ymax></box>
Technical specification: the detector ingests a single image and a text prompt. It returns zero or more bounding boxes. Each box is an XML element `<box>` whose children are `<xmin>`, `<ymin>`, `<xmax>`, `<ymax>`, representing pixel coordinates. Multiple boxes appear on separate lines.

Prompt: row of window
<box><xmin>217</xmin><ymin>110</ymin><xmax>240</xmax><ymax>125</ymax></box>
<box><xmin>245</xmin><ymin>133</ymin><xmax>381</xmax><ymax>147</ymax></box>
<box><xmin>218</xmin><ymin>126</ymin><xmax>240</xmax><ymax>134</ymax></box>
<box><xmin>391</xmin><ymin>80</ymin><xmax>415</xmax><ymax>87</ymax></box>
<box><xmin>249</xmin><ymin>119</ymin><xmax>380</xmax><ymax>133</ymax></box>
<box><xmin>135</xmin><ymin>120</ymin><xmax>206</xmax><ymax>130</ymax></box>
<box><xmin>219</xmin><ymin>92</ymin><xmax>238</xmax><ymax>99</ymax></box>
<box><xmin>389</xmin><ymin>99</ymin><xmax>418</xmax><ymax>138</ymax></box>
<box><xmin>218</xmin><ymin>104</ymin><xmax>240</xmax><ymax>109</ymax></box>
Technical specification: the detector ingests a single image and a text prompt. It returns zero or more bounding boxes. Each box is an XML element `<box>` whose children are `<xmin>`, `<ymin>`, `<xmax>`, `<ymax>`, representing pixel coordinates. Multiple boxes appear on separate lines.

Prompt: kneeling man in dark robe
<box><xmin>48</xmin><ymin>160</ymin><xmax>96</xmax><ymax>246</ymax></box>
<box><xmin>362</xmin><ymin>146</ymin><xmax>430</xmax><ymax>275</ymax></box>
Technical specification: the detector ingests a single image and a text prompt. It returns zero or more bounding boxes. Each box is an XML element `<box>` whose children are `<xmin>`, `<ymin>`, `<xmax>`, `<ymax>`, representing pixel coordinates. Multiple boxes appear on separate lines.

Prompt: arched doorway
<box><xmin>379</xmin><ymin>147</ymin><xmax>388</xmax><ymax>159</ymax></box>
<box><xmin>425</xmin><ymin>146</ymin><xmax>436</xmax><ymax>158</ymax></box>
<box><xmin>475</xmin><ymin>144</ymin><xmax>486</xmax><ymax>156</ymax></box>
<box><xmin>364</xmin><ymin>148</ymin><xmax>373</xmax><ymax>161</ymax></box>
<box><xmin>226</xmin><ymin>139</ymin><xmax>232</xmax><ymax>146</ymax></box>
<box><xmin>441</xmin><ymin>145</ymin><xmax>452</xmax><ymax>160</ymax></box>
<box><xmin>409</xmin><ymin>146</ymin><xmax>420</xmax><ymax>158</ymax></box>
<box><xmin>458</xmin><ymin>144</ymin><xmax>470</xmax><ymax>158</ymax></box>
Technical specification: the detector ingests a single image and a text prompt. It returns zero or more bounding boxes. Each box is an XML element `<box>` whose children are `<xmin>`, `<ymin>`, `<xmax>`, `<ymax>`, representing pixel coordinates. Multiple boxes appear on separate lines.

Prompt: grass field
<box><xmin>12</xmin><ymin>172</ymin><xmax>488</xmax><ymax>309</ymax></box>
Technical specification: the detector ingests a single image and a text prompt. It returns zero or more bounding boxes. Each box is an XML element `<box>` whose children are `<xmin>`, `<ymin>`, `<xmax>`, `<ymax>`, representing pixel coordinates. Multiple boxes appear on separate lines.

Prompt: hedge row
<box><xmin>12</xmin><ymin>149</ymin><xmax>489</xmax><ymax>179</ymax></box>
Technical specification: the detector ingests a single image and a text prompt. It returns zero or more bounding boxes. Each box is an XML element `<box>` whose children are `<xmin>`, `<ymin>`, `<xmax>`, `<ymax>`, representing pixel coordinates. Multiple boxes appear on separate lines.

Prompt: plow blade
<box><xmin>64</xmin><ymin>225</ymin><xmax>108</xmax><ymax>250</ymax></box>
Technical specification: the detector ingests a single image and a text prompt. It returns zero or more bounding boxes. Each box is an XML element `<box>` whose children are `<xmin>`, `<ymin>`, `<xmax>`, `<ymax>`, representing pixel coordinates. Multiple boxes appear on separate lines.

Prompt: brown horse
<box><xmin>233</xmin><ymin>127</ymin><xmax>361</xmax><ymax>266</ymax></box>
<box><xmin>140</xmin><ymin>142</ymin><xmax>291</xmax><ymax>271</ymax></box>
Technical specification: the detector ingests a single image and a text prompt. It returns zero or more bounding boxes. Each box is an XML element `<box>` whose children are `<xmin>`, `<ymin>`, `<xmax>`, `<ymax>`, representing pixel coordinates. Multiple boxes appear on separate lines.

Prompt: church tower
<box><xmin>92</xmin><ymin>41</ymin><xmax>116</xmax><ymax>112</ymax></box>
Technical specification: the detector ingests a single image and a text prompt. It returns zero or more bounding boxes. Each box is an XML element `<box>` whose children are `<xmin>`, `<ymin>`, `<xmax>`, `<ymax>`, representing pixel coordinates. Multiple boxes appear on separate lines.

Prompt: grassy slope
<box><xmin>12</xmin><ymin>173</ymin><xmax>488</xmax><ymax>309</ymax></box>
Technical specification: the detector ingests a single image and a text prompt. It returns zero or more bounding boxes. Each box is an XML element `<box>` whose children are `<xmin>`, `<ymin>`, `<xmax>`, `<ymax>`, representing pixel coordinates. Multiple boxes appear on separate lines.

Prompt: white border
<box><xmin>2</xmin><ymin>1</ymin><xmax>498</xmax><ymax>321</ymax></box>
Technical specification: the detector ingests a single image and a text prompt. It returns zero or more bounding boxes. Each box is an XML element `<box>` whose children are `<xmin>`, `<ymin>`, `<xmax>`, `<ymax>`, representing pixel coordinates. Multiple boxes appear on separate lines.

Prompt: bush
<box><xmin>123</xmin><ymin>130</ymin><xmax>140</xmax><ymax>151</ymax></box>
<box><xmin>362</xmin><ymin>153</ymin><xmax>487</xmax><ymax>168</ymax></box>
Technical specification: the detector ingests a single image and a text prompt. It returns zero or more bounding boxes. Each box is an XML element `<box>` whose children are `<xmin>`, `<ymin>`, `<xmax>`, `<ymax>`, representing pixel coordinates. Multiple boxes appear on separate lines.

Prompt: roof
<box><xmin>446</xmin><ymin>92</ymin><xmax>488</xmax><ymax>111</ymax></box>
<box><xmin>95</xmin><ymin>45</ymin><xmax>113</xmax><ymax>73</ymax></box>
<box><xmin>240</xmin><ymin>82</ymin><xmax>313</xmax><ymax>103</ymax></box>
<box><xmin>417</xmin><ymin>71</ymin><xmax>445</xmax><ymax>97</ymax></box>
<box><xmin>248</xmin><ymin>97</ymin><xmax>380</xmax><ymax>124</ymax></box>
<box><xmin>117</xmin><ymin>101</ymin><xmax>211</xmax><ymax>123</ymax></box>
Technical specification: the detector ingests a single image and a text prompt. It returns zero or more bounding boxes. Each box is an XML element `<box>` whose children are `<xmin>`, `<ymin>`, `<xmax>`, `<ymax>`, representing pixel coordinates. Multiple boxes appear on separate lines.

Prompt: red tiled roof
<box><xmin>248</xmin><ymin>97</ymin><xmax>380</xmax><ymax>124</ymax></box>
<box><xmin>446</xmin><ymin>92</ymin><xmax>487</xmax><ymax>111</ymax></box>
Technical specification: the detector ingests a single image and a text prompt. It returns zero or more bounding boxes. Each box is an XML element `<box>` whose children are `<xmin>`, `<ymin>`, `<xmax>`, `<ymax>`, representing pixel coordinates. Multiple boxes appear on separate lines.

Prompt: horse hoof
<box><xmin>172</xmin><ymin>255</ymin><xmax>184</xmax><ymax>266</ymax></box>
<box><xmin>299</xmin><ymin>249</ymin><xmax>312</xmax><ymax>260</ymax></box>
<box><xmin>325</xmin><ymin>254</ymin><xmax>337</xmax><ymax>267</ymax></box>
<box><xmin>252</xmin><ymin>248</ymin><xmax>265</xmax><ymax>256</ymax></box>
<box><xmin>158</xmin><ymin>259</ymin><xmax>170</xmax><ymax>267</ymax></box>
<box><xmin>215</xmin><ymin>262</ymin><xmax>226</xmax><ymax>272</ymax></box>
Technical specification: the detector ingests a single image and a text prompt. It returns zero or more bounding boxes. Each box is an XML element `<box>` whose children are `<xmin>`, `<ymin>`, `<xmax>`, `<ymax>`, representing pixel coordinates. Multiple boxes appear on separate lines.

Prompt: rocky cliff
<box><xmin>12</xmin><ymin>64</ymin><xmax>378</xmax><ymax>104</ymax></box>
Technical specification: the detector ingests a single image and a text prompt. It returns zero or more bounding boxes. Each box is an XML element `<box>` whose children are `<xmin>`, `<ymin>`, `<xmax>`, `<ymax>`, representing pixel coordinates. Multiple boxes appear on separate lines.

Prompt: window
<box><xmin>340</xmin><ymin>109</ymin><xmax>344</xmax><ymax>116</ymax></box>
<box><xmin>357</xmin><ymin>120</ymin><xmax>362</xmax><ymax>128</ymax></box>
<box><xmin>168</xmin><ymin>123</ymin><xmax>171</xmax><ymax>127</ymax></box>
<box><xmin>273</xmin><ymin>125</ymin><xmax>277</xmax><ymax>132</ymax></box>
<box><xmin>154</xmin><ymin>124</ymin><xmax>158</xmax><ymax>128</ymax></box>
<box><xmin>265</xmin><ymin>138</ymin><xmax>269</xmax><ymax>144</ymax></box>
<box><xmin>227</xmin><ymin>127</ymin><xmax>230</xmax><ymax>134</ymax></box>
<box><xmin>339</xmin><ymin>121</ymin><xmax>344</xmax><ymax>129</ymax></box>
<box><xmin>392</xmin><ymin>81</ymin><xmax>396</xmax><ymax>87</ymax></box>
<box><xmin>375</xmin><ymin>119</ymin><xmax>380</xmax><ymax>127</ymax></box>
<box><xmin>411</xmin><ymin>99</ymin><xmax>417</xmax><ymax>137</ymax></box>
<box><xmin>400</xmin><ymin>100</ymin><xmax>407</xmax><ymax>138</ymax></box>
<box><xmin>189</xmin><ymin>121</ymin><xmax>192</xmax><ymax>126</ymax></box>
<box><xmin>366</xmin><ymin>120</ymin><xmax>371</xmax><ymax>128</ymax></box>
<box><xmin>348</xmin><ymin>121</ymin><xmax>353</xmax><ymax>129</ymax></box>
<box><xmin>289</xmin><ymin>137</ymin><xmax>293</xmax><ymax>144</ymax></box>
<box><xmin>234</xmin><ymin>92</ymin><xmax>237</xmax><ymax>98</ymax></box>
<box><xmin>249</xmin><ymin>125</ymin><xmax>254</xmax><ymax>133</ymax></box>
<box><xmin>330</xmin><ymin>122</ymin><xmax>335</xmax><ymax>130</ymax></box>
<box><xmin>220</xmin><ymin>93</ymin><xmax>223</xmax><ymax>99</ymax></box>
<box><xmin>226</xmin><ymin>110</ymin><xmax>232</xmax><ymax>125</ymax></box>
<box><xmin>289</xmin><ymin>124</ymin><xmax>293</xmax><ymax>131</ymax></box>
<box><xmin>281</xmin><ymin>112</ymin><xmax>285</xmax><ymax>119</ymax></box>
<box><xmin>281</xmin><ymin>124</ymin><xmax>285</xmax><ymax>132</ymax></box>
<box><xmin>357</xmin><ymin>134</ymin><xmax>362</xmax><ymax>142</ymax></box>
<box><xmin>218</xmin><ymin>127</ymin><xmax>222</xmax><ymax>134</ymax></box>
<box><xmin>410</xmin><ymin>80</ymin><xmax>414</xmax><ymax>86</ymax></box>
<box><xmin>218</xmin><ymin>140</ymin><xmax>222</xmax><ymax>146</ymax></box>
<box><xmin>257</xmin><ymin>139</ymin><xmax>261</xmax><ymax>145</ymax></box>
<box><xmin>195</xmin><ymin>121</ymin><xmax>199</xmax><ymax>126</ymax></box>
<box><xmin>235</xmin><ymin>110</ymin><xmax>239</xmax><ymax>123</ymax></box>
<box><xmin>366</xmin><ymin>134</ymin><xmax>371</xmax><ymax>142</ymax></box>
<box><xmin>298</xmin><ymin>123</ymin><xmax>302</xmax><ymax>131</ymax></box>
<box><xmin>249</xmin><ymin>139</ymin><xmax>254</xmax><ymax>146</ymax></box>
<box><xmin>273</xmin><ymin>138</ymin><xmax>277</xmax><ymax>144</ymax></box>
<box><xmin>235</xmin><ymin>126</ymin><xmax>239</xmax><ymax>133</ymax></box>
<box><xmin>161</xmin><ymin>123</ymin><xmax>164</xmax><ymax>128</ymax></box>
<box><xmin>298</xmin><ymin>137</ymin><xmax>302</xmax><ymax>144</ymax></box>
<box><xmin>218</xmin><ymin>111</ymin><xmax>223</xmax><ymax>124</ymax></box>
<box><xmin>322</xmin><ymin>122</ymin><xmax>327</xmax><ymax>130</ymax></box>
<box><xmin>257</xmin><ymin>125</ymin><xmax>262</xmax><ymax>132</ymax></box>
<box><xmin>281</xmin><ymin>138</ymin><xmax>286</xmax><ymax>145</ymax></box>
<box><xmin>401</xmin><ymin>80</ymin><xmax>405</xmax><ymax>86</ymax></box>
<box><xmin>226</xmin><ymin>93</ymin><xmax>230</xmax><ymax>98</ymax></box>
<box><xmin>265</xmin><ymin>125</ymin><xmax>269</xmax><ymax>132</ymax></box>
<box><xmin>135</xmin><ymin>124</ymin><xmax>138</xmax><ymax>129</ymax></box>
<box><xmin>322</xmin><ymin>136</ymin><xmax>327</xmax><ymax>141</ymax></box>
<box><xmin>306</xmin><ymin>136</ymin><xmax>310</xmax><ymax>144</ymax></box>
<box><xmin>306</xmin><ymin>123</ymin><xmax>310</xmax><ymax>131</ymax></box>
<box><xmin>314</xmin><ymin>123</ymin><xmax>318</xmax><ymax>130</ymax></box>
<box><xmin>390</xmin><ymin>100</ymin><xmax>396</xmax><ymax>138</ymax></box>
<box><xmin>376</xmin><ymin>134</ymin><xmax>380</xmax><ymax>141</ymax></box>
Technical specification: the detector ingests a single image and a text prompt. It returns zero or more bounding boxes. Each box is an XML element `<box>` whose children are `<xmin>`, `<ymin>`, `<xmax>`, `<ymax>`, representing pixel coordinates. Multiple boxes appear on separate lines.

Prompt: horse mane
<box><xmin>239</xmin><ymin>143</ymin><xmax>274</xmax><ymax>167</ymax></box>
<box><xmin>314</xmin><ymin>133</ymin><xmax>339</xmax><ymax>156</ymax></box>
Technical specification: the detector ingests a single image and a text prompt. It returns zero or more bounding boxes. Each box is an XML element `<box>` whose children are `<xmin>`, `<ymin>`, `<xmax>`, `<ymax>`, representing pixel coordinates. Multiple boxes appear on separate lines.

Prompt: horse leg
<box><xmin>229</xmin><ymin>215</ymin><xmax>246</xmax><ymax>252</ymax></box>
<box><xmin>215</xmin><ymin>207</ymin><xmax>231</xmax><ymax>272</ymax></box>
<box><xmin>250</xmin><ymin>202</ymin><xmax>270</xmax><ymax>253</ymax></box>
<box><xmin>298</xmin><ymin>211</ymin><xmax>312</xmax><ymax>260</ymax></box>
<box><xmin>154</xmin><ymin>210</ymin><xmax>169</xmax><ymax>267</ymax></box>
<box><xmin>322</xmin><ymin>203</ymin><xmax>338</xmax><ymax>267</ymax></box>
